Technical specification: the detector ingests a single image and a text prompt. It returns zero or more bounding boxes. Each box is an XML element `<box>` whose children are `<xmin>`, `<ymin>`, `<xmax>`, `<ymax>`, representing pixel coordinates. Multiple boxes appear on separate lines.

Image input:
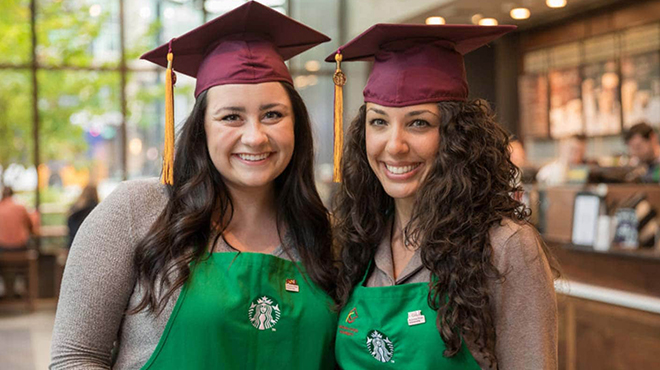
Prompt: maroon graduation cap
<box><xmin>142</xmin><ymin>1</ymin><xmax>330</xmax><ymax>97</ymax></box>
<box><xmin>140</xmin><ymin>1</ymin><xmax>330</xmax><ymax>185</ymax></box>
<box><xmin>326</xmin><ymin>23</ymin><xmax>516</xmax><ymax>107</ymax></box>
<box><xmin>325</xmin><ymin>23</ymin><xmax>515</xmax><ymax>182</ymax></box>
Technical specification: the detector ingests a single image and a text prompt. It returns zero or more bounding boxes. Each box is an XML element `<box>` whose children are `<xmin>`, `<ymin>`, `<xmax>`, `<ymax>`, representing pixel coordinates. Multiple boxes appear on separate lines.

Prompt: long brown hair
<box><xmin>333</xmin><ymin>99</ymin><xmax>558</xmax><ymax>367</ymax></box>
<box><xmin>130</xmin><ymin>82</ymin><xmax>336</xmax><ymax>315</ymax></box>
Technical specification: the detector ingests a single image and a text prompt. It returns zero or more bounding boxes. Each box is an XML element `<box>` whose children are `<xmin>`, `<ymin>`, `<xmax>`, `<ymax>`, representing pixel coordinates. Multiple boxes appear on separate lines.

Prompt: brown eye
<box><xmin>264</xmin><ymin>111</ymin><xmax>283</xmax><ymax>120</ymax></box>
<box><xmin>222</xmin><ymin>114</ymin><xmax>240</xmax><ymax>121</ymax></box>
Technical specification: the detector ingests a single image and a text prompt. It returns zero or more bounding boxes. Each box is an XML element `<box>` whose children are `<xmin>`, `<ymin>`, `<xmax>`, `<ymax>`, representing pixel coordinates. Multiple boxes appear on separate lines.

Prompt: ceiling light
<box><xmin>546</xmin><ymin>0</ymin><xmax>567</xmax><ymax>8</ymax></box>
<box><xmin>471</xmin><ymin>14</ymin><xmax>483</xmax><ymax>25</ymax></box>
<box><xmin>479</xmin><ymin>18</ymin><xmax>499</xmax><ymax>26</ymax></box>
<box><xmin>510</xmin><ymin>8</ymin><xmax>531</xmax><ymax>20</ymax></box>
<box><xmin>426</xmin><ymin>16</ymin><xmax>446</xmax><ymax>25</ymax></box>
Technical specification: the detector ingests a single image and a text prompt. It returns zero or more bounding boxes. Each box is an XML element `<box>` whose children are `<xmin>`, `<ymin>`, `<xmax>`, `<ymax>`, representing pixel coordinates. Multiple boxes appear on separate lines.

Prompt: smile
<box><xmin>236</xmin><ymin>152</ymin><xmax>272</xmax><ymax>162</ymax></box>
<box><xmin>384</xmin><ymin>163</ymin><xmax>421</xmax><ymax>175</ymax></box>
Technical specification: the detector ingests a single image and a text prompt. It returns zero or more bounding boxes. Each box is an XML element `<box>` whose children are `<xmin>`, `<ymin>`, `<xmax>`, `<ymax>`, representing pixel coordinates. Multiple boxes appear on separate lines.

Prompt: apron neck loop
<box><xmin>359</xmin><ymin>259</ymin><xmax>373</xmax><ymax>286</ymax></box>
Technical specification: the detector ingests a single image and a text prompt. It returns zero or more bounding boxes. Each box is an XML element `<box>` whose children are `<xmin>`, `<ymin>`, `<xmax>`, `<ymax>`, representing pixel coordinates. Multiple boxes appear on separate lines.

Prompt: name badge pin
<box><xmin>407</xmin><ymin>310</ymin><xmax>426</xmax><ymax>326</ymax></box>
<box><xmin>285</xmin><ymin>279</ymin><xmax>300</xmax><ymax>292</ymax></box>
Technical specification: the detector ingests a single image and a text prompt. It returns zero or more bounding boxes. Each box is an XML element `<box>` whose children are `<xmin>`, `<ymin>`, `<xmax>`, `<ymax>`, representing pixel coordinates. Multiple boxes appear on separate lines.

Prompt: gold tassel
<box><xmin>333</xmin><ymin>50</ymin><xmax>346</xmax><ymax>183</ymax></box>
<box><xmin>162</xmin><ymin>46</ymin><xmax>175</xmax><ymax>185</ymax></box>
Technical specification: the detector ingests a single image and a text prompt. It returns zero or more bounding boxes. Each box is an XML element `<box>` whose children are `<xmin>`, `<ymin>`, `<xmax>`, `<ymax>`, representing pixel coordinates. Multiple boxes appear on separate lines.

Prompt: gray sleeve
<box><xmin>490</xmin><ymin>225</ymin><xmax>558</xmax><ymax>370</ymax></box>
<box><xmin>50</xmin><ymin>182</ymin><xmax>140</xmax><ymax>369</ymax></box>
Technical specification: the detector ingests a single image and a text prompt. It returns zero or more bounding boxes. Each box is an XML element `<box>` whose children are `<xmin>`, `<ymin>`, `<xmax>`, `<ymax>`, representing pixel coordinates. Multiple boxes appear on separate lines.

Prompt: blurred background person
<box><xmin>566</xmin><ymin>134</ymin><xmax>590</xmax><ymax>166</ymax></box>
<box><xmin>624</xmin><ymin>122</ymin><xmax>660</xmax><ymax>182</ymax></box>
<box><xmin>0</xmin><ymin>187</ymin><xmax>35</xmax><ymax>251</ymax></box>
<box><xmin>0</xmin><ymin>186</ymin><xmax>36</xmax><ymax>298</ymax></box>
<box><xmin>537</xmin><ymin>134</ymin><xmax>592</xmax><ymax>185</ymax></box>
<box><xmin>66</xmin><ymin>185</ymin><xmax>99</xmax><ymax>248</ymax></box>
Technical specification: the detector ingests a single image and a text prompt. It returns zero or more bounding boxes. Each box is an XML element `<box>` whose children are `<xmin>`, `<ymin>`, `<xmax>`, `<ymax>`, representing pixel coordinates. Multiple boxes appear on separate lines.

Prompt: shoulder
<box><xmin>487</xmin><ymin>219</ymin><xmax>558</xmax><ymax>369</ymax></box>
<box><xmin>3</xmin><ymin>199</ymin><xmax>27</xmax><ymax>212</ymax></box>
<box><xmin>100</xmin><ymin>178</ymin><xmax>168</xmax><ymax>215</ymax></box>
<box><xmin>83</xmin><ymin>178</ymin><xmax>169</xmax><ymax>240</ymax></box>
<box><xmin>488</xmin><ymin>218</ymin><xmax>546</xmax><ymax>272</ymax></box>
<box><xmin>104</xmin><ymin>178</ymin><xmax>168</xmax><ymax>205</ymax></box>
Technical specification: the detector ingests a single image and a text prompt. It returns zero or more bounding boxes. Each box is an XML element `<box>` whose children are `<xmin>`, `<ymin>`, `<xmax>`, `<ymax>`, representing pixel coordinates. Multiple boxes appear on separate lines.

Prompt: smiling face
<box><xmin>204</xmin><ymin>82</ymin><xmax>294</xmax><ymax>191</ymax></box>
<box><xmin>365</xmin><ymin>102</ymin><xmax>441</xmax><ymax>201</ymax></box>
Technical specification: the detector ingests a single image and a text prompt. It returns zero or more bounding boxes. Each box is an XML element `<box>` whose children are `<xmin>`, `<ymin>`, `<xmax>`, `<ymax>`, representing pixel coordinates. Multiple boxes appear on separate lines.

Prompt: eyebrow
<box><xmin>367</xmin><ymin>107</ymin><xmax>440</xmax><ymax>119</ymax></box>
<box><xmin>212</xmin><ymin>106</ymin><xmax>246</xmax><ymax>116</ymax></box>
<box><xmin>211</xmin><ymin>103</ymin><xmax>288</xmax><ymax>116</ymax></box>
<box><xmin>405</xmin><ymin>110</ymin><xmax>440</xmax><ymax>119</ymax></box>
<box><xmin>367</xmin><ymin>107</ymin><xmax>388</xmax><ymax>116</ymax></box>
<box><xmin>260</xmin><ymin>103</ymin><xmax>287</xmax><ymax>111</ymax></box>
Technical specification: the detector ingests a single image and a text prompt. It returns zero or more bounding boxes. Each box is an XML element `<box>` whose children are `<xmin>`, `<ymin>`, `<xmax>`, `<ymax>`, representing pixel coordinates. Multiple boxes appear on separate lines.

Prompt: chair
<box><xmin>0</xmin><ymin>249</ymin><xmax>39</xmax><ymax>311</ymax></box>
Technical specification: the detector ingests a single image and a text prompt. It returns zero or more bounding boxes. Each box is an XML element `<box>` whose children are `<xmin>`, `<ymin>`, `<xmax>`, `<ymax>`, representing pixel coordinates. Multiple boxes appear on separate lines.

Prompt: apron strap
<box><xmin>358</xmin><ymin>259</ymin><xmax>374</xmax><ymax>287</ymax></box>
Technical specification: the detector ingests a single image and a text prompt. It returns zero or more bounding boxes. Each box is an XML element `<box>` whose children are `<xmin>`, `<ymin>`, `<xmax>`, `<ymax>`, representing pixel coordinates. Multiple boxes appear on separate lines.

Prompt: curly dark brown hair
<box><xmin>333</xmin><ymin>99</ymin><xmax>558</xmax><ymax>367</ymax></box>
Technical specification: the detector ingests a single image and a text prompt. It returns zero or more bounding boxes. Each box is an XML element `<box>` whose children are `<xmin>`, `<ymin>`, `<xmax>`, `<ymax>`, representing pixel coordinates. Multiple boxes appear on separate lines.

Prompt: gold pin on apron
<box><xmin>285</xmin><ymin>279</ymin><xmax>300</xmax><ymax>292</ymax></box>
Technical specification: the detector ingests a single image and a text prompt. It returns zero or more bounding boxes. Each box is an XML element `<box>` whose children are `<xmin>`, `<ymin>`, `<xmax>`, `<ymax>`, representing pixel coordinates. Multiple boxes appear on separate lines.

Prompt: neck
<box><xmin>392</xmin><ymin>197</ymin><xmax>414</xmax><ymax>245</ymax></box>
<box><xmin>223</xmin><ymin>184</ymin><xmax>277</xmax><ymax>232</ymax></box>
<box><xmin>390</xmin><ymin>197</ymin><xmax>417</xmax><ymax>280</ymax></box>
<box><xmin>215</xmin><ymin>183</ymin><xmax>282</xmax><ymax>254</ymax></box>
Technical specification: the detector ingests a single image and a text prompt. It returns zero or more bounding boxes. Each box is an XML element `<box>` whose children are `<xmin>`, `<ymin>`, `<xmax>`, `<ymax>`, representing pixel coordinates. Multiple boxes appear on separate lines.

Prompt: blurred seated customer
<box><xmin>0</xmin><ymin>186</ymin><xmax>35</xmax><ymax>298</ymax></box>
<box><xmin>66</xmin><ymin>185</ymin><xmax>99</xmax><ymax>248</ymax></box>
<box><xmin>624</xmin><ymin>122</ymin><xmax>660</xmax><ymax>183</ymax></box>
<box><xmin>537</xmin><ymin>134</ymin><xmax>593</xmax><ymax>185</ymax></box>
<box><xmin>0</xmin><ymin>186</ymin><xmax>34</xmax><ymax>251</ymax></box>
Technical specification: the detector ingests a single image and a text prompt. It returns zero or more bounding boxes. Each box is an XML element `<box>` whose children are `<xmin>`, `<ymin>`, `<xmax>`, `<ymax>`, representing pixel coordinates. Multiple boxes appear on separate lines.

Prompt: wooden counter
<box><xmin>549</xmin><ymin>241</ymin><xmax>660</xmax><ymax>370</ymax></box>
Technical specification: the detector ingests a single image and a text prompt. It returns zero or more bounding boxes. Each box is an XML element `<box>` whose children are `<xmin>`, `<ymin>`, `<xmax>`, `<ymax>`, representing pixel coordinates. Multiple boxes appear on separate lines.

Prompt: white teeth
<box><xmin>238</xmin><ymin>153</ymin><xmax>270</xmax><ymax>161</ymax></box>
<box><xmin>385</xmin><ymin>163</ymin><xmax>420</xmax><ymax>174</ymax></box>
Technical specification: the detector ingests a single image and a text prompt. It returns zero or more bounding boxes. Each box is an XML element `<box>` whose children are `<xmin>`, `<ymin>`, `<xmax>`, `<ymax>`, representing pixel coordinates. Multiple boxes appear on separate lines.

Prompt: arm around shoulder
<box><xmin>489</xmin><ymin>223</ymin><xmax>558</xmax><ymax>370</ymax></box>
<box><xmin>50</xmin><ymin>181</ymin><xmax>148</xmax><ymax>369</ymax></box>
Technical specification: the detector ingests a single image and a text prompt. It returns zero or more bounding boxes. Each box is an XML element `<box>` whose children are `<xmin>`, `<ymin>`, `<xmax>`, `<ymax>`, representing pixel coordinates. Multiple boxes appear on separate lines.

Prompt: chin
<box><xmin>236</xmin><ymin>176</ymin><xmax>278</xmax><ymax>188</ymax></box>
<box><xmin>381</xmin><ymin>184</ymin><xmax>419</xmax><ymax>200</ymax></box>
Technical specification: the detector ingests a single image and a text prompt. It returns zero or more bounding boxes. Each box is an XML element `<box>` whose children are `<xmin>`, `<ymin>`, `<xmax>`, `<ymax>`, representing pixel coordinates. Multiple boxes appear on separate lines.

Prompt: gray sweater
<box><xmin>50</xmin><ymin>178</ymin><xmax>293</xmax><ymax>369</ymax></box>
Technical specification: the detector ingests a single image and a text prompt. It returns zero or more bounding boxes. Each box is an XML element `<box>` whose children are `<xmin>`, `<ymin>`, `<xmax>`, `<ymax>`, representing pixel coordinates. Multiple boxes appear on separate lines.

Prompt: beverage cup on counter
<box><xmin>594</xmin><ymin>215</ymin><xmax>613</xmax><ymax>251</ymax></box>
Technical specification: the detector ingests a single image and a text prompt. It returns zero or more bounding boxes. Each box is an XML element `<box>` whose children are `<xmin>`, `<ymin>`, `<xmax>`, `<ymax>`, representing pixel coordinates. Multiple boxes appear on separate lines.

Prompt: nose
<box><xmin>384</xmin><ymin>124</ymin><xmax>409</xmax><ymax>156</ymax></box>
<box><xmin>241</xmin><ymin>119</ymin><xmax>269</xmax><ymax>147</ymax></box>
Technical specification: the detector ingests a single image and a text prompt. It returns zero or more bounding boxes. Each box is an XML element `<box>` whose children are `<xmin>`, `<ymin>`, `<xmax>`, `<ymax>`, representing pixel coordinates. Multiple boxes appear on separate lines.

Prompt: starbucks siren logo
<box><xmin>366</xmin><ymin>330</ymin><xmax>394</xmax><ymax>363</ymax></box>
<box><xmin>248</xmin><ymin>296</ymin><xmax>281</xmax><ymax>330</ymax></box>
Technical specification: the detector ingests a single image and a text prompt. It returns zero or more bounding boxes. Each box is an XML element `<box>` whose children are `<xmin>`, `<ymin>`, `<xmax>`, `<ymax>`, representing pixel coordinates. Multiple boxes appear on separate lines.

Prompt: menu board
<box><xmin>621</xmin><ymin>51</ymin><xmax>660</xmax><ymax>128</ymax></box>
<box><xmin>581</xmin><ymin>60</ymin><xmax>622</xmax><ymax>136</ymax></box>
<box><xmin>549</xmin><ymin>68</ymin><xmax>583</xmax><ymax>138</ymax></box>
<box><xmin>518</xmin><ymin>74</ymin><xmax>549</xmax><ymax>138</ymax></box>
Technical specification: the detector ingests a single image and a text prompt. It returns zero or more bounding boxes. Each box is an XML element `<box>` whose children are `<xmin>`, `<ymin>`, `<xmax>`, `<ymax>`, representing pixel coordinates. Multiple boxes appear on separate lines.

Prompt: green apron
<box><xmin>335</xmin><ymin>262</ymin><xmax>481</xmax><ymax>369</ymax></box>
<box><xmin>141</xmin><ymin>252</ymin><xmax>337</xmax><ymax>369</ymax></box>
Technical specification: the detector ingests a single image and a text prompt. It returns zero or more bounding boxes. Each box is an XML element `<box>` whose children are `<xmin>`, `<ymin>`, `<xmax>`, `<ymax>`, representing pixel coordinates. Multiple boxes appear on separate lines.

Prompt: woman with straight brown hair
<box><xmin>51</xmin><ymin>3</ymin><xmax>337</xmax><ymax>369</ymax></box>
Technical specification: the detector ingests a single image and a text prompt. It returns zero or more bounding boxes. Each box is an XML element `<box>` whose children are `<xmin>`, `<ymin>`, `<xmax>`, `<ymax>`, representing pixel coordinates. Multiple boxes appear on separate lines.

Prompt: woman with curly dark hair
<box><xmin>328</xmin><ymin>24</ymin><xmax>559</xmax><ymax>369</ymax></box>
<box><xmin>51</xmin><ymin>3</ymin><xmax>337</xmax><ymax>369</ymax></box>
